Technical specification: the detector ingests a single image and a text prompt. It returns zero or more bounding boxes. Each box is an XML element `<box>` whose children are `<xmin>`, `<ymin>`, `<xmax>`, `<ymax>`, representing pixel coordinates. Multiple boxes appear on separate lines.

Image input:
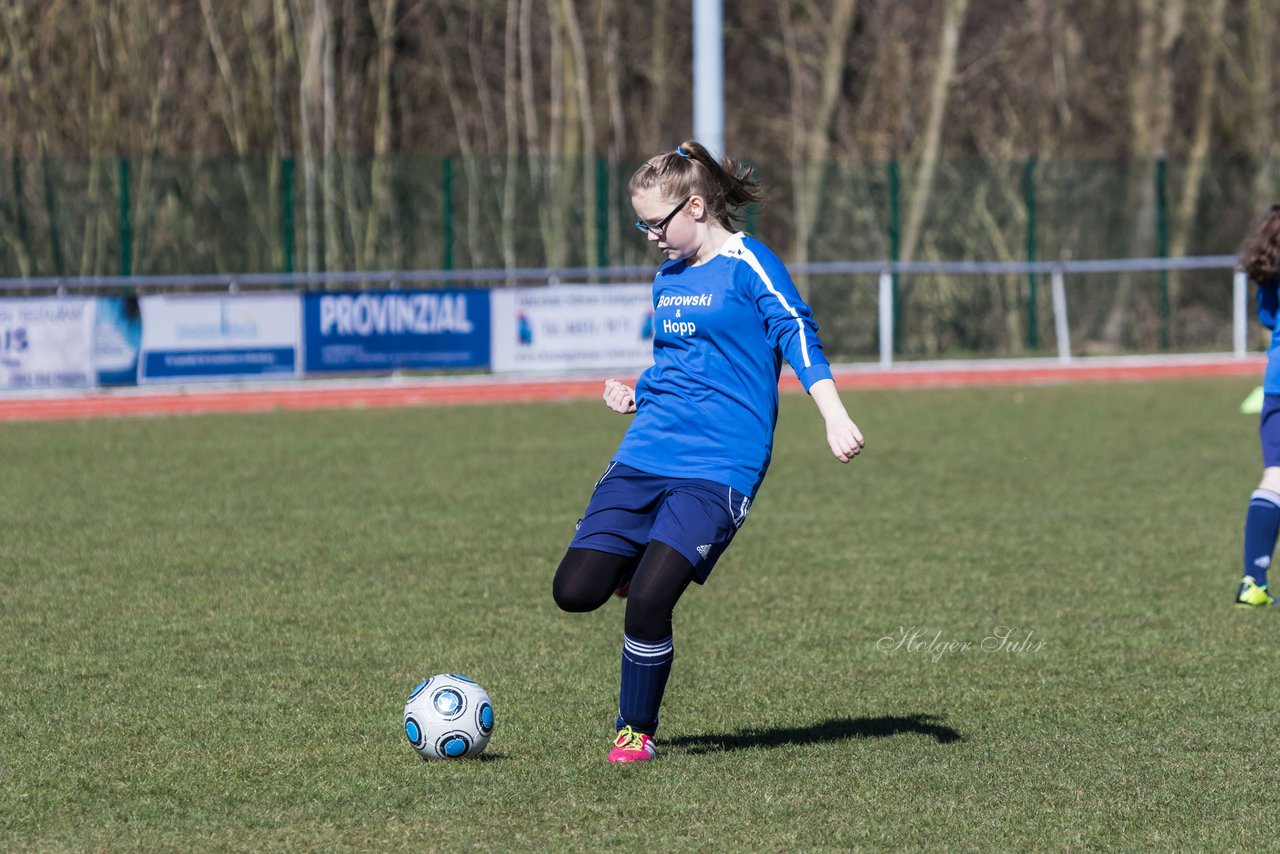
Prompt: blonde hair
<box><xmin>628</xmin><ymin>140</ymin><xmax>764</xmax><ymax>230</ymax></box>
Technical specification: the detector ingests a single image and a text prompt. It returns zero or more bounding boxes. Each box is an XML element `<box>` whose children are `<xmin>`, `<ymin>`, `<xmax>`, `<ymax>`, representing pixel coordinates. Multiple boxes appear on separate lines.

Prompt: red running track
<box><xmin>0</xmin><ymin>356</ymin><xmax>1265</xmax><ymax>423</ymax></box>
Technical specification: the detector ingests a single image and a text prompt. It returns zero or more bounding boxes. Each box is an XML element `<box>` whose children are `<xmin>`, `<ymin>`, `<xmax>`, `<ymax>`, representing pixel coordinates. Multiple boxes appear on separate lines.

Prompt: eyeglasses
<box><xmin>634</xmin><ymin>197</ymin><xmax>690</xmax><ymax>236</ymax></box>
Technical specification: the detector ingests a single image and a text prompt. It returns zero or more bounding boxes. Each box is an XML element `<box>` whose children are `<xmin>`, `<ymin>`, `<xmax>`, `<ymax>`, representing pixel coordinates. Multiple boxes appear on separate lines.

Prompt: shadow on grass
<box><xmin>667</xmin><ymin>714</ymin><xmax>962</xmax><ymax>755</ymax></box>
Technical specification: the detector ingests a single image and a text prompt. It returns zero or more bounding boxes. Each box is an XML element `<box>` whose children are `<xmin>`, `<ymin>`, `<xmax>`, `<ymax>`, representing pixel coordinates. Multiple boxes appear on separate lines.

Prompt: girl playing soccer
<box><xmin>551</xmin><ymin>141</ymin><xmax>865</xmax><ymax>760</ymax></box>
<box><xmin>1237</xmin><ymin>203</ymin><xmax>1280</xmax><ymax>607</ymax></box>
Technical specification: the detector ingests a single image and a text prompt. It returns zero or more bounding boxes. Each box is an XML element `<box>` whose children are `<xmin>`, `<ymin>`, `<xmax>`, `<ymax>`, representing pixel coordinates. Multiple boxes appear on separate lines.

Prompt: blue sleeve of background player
<box><xmin>742</xmin><ymin>240</ymin><xmax>834</xmax><ymax>391</ymax></box>
<box><xmin>1258</xmin><ymin>281</ymin><xmax>1280</xmax><ymax>331</ymax></box>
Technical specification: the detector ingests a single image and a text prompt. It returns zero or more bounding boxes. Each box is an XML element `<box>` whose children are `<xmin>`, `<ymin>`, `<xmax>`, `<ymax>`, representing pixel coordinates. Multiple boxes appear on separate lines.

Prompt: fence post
<box><xmin>118</xmin><ymin>158</ymin><xmax>132</xmax><ymax>277</ymax></box>
<box><xmin>42</xmin><ymin>157</ymin><xmax>65</xmax><ymax>276</ymax></box>
<box><xmin>12</xmin><ymin>160</ymin><xmax>27</xmax><ymax>263</ymax></box>
<box><xmin>281</xmin><ymin>156</ymin><xmax>296</xmax><ymax>274</ymax></box>
<box><xmin>442</xmin><ymin>156</ymin><xmax>455</xmax><ymax>274</ymax></box>
<box><xmin>1023</xmin><ymin>157</ymin><xmax>1038</xmax><ymax>350</ymax></box>
<box><xmin>1155</xmin><ymin>157</ymin><xmax>1170</xmax><ymax>349</ymax></box>
<box><xmin>888</xmin><ymin>159</ymin><xmax>901</xmax><ymax>353</ymax></box>
<box><xmin>596</xmin><ymin>156</ymin><xmax>609</xmax><ymax>268</ymax></box>
<box><xmin>879</xmin><ymin>269</ymin><xmax>894</xmax><ymax>366</ymax></box>
<box><xmin>1051</xmin><ymin>266</ymin><xmax>1071</xmax><ymax>364</ymax></box>
<box><xmin>1234</xmin><ymin>270</ymin><xmax>1248</xmax><ymax>358</ymax></box>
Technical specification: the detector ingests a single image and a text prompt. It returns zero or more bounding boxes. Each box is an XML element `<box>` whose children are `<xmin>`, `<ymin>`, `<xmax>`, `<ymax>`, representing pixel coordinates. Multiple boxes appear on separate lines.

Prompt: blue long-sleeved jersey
<box><xmin>612</xmin><ymin>233</ymin><xmax>834</xmax><ymax>497</ymax></box>
<box><xmin>1257</xmin><ymin>281</ymin><xmax>1280</xmax><ymax>393</ymax></box>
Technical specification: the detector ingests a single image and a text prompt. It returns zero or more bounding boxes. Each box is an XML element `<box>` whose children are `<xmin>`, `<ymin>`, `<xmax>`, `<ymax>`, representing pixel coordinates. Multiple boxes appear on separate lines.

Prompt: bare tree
<box><xmin>900</xmin><ymin>0</ymin><xmax>970</xmax><ymax>264</ymax></box>
<box><xmin>319</xmin><ymin>0</ymin><xmax>339</xmax><ymax>273</ymax></box>
<box><xmin>362</xmin><ymin>0</ymin><xmax>399</xmax><ymax>269</ymax></box>
<box><xmin>290</xmin><ymin>0</ymin><xmax>321</xmax><ymax>273</ymax></box>
<box><xmin>501</xmin><ymin>0</ymin><xmax>520</xmax><ymax>270</ymax></box>
<box><xmin>3</xmin><ymin>0</ymin><xmax>1280</xmax><ymax>285</ymax></box>
<box><xmin>778</xmin><ymin>0</ymin><xmax>859</xmax><ymax>294</ymax></box>
<box><xmin>1097</xmin><ymin>0</ymin><xmax>1183</xmax><ymax>350</ymax></box>
<box><xmin>561</xmin><ymin>0</ymin><xmax>597</xmax><ymax>269</ymax></box>
<box><xmin>1166</xmin><ymin>0</ymin><xmax>1226</xmax><ymax>329</ymax></box>
<box><xmin>1242</xmin><ymin>0</ymin><xmax>1277</xmax><ymax>213</ymax></box>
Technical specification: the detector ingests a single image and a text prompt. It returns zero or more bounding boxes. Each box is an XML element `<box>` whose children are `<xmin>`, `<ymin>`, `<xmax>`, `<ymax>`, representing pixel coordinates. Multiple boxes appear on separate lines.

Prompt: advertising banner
<box><xmin>139</xmin><ymin>293</ymin><xmax>301</xmax><ymax>382</ymax></box>
<box><xmin>490</xmin><ymin>284</ymin><xmax>654</xmax><ymax>374</ymax></box>
<box><xmin>0</xmin><ymin>298</ymin><xmax>97</xmax><ymax>389</ymax></box>
<box><xmin>302</xmin><ymin>290</ymin><xmax>490</xmax><ymax>374</ymax></box>
<box><xmin>94</xmin><ymin>296</ymin><xmax>142</xmax><ymax>386</ymax></box>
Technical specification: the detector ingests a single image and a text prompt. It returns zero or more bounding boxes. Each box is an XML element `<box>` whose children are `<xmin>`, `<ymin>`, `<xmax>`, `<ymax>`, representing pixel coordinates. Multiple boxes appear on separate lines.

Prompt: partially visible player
<box><xmin>1236</xmin><ymin>203</ymin><xmax>1280</xmax><ymax>607</ymax></box>
<box><xmin>551</xmin><ymin>140</ymin><xmax>865</xmax><ymax>761</ymax></box>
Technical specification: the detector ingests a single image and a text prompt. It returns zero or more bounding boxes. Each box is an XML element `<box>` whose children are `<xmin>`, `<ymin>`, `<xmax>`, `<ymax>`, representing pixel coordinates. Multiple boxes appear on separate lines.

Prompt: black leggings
<box><xmin>552</xmin><ymin>543</ymin><xmax>695</xmax><ymax>641</ymax></box>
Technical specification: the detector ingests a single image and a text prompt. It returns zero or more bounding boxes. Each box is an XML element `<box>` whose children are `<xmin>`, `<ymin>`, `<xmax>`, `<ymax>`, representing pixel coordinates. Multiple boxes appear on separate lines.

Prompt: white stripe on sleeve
<box><xmin>727</xmin><ymin>235</ymin><xmax>813</xmax><ymax>368</ymax></box>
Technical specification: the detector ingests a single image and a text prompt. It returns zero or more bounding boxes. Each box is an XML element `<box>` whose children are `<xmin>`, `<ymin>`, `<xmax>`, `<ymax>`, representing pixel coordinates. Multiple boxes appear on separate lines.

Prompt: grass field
<box><xmin>2</xmin><ymin>376</ymin><xmax>1277</xmax><ymax>851</ymax></box>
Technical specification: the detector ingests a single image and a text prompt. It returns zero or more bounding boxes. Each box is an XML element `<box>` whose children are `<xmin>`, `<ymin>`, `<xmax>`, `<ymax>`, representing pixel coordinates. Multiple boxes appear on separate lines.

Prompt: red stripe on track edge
<box><xmin>0</xmin><ymin>356</ymin><xmax>1265</xmax><ymax>423</ymax></box>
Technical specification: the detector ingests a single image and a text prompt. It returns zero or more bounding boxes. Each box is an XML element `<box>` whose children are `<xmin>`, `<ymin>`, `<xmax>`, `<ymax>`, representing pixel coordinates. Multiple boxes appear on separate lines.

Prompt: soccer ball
<box><xmin>403</xmin><ymin>674</ymin><xmax>494</xmax><ymax>760</ymax></box>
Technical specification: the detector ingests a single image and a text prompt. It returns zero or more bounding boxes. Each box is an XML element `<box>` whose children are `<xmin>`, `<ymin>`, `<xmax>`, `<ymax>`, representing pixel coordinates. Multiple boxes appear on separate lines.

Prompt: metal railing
<box><xmin>0</xmin><ymin>254</ymin><xmax>1248</xmax><ymax>366</ymax></box>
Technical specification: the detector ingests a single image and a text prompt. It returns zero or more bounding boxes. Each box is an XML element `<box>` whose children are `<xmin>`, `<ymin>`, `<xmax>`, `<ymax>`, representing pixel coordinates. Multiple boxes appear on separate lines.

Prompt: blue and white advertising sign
<box><xmin>490</xmin><ymin>284</ymin><xmax>654</xmax><ymax>374</ymax></box>
<box><xmin>302</xmin><ymin>290</ymin><xmax>489</xmax><ymax>374</ymax></box>
<box><xmin>94</xmin><ymin>296</ymin><xmax>141</xmax><ymax>386</ymax></box>
<box><xmin>0</xmin><ymin>298</ymin><xmax>97</xmax><ymax>389</ymax></box>
<box><xmin>139</xmin><ymin>293</ymin><xmax>301</xmax><ymax>382</ymax></box>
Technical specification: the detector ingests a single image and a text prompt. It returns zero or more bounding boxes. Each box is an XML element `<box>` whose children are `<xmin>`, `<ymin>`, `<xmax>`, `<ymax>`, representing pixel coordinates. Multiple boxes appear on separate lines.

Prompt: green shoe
<box><xmin>1235</xmin><ymin>577</ymin><xmax>1276</xmax><ymax>608</ymax></box>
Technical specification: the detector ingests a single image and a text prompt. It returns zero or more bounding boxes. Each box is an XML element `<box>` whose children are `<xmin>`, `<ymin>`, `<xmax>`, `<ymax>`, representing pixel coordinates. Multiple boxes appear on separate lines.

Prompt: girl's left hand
<box><xmin>826</xmin><ymin>416</ymin><xmax>865</xmax><ymax>463</ymax></box>
<box><xmin>603</xmin><ymin>378</ymin><xmax>637</xmax><ymax>413</ymax></box>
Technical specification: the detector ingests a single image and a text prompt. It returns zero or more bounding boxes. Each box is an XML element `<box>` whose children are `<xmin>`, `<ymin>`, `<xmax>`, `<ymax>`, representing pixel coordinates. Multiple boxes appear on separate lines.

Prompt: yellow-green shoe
<box><xmin>1235</xmin><ymin>577</ymin><xmax>1276</xmax><ymax>608</ymax></box>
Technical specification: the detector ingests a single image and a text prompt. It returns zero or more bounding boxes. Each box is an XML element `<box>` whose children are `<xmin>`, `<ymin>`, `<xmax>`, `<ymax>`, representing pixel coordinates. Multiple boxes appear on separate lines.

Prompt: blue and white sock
<box><xmin>616</xmin><ymin>633</ymin><xmax>674</xmax><ymax>735</ymax></box>
<box><xmin>1243</xmin><ymin>489</ymin><xmax>1280</xmax><ymax>588</ymax></box>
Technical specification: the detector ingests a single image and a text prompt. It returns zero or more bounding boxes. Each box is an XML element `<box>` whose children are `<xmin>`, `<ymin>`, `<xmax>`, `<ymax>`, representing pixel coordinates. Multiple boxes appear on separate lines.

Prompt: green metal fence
<box><xmin>1</xmin><ymin>155</ymin><xmax>1274</xmax><ymax>357</ymax></box>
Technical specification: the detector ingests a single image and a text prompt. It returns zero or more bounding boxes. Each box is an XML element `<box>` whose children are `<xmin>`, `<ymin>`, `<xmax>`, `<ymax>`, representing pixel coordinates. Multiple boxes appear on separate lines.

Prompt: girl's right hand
<box><xmin>603</xmin><ymin>378</ymin><xmax>637</xmax><ymax>413</ymax></box>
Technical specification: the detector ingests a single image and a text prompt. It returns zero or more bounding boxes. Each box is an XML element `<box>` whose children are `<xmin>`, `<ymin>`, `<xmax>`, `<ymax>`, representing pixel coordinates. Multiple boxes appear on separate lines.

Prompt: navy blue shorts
<box><xmin>1261</xmin><ymin>395</ymin><xmax>1280</xmax><ymax>467</ymax></box>
<box><xmin>569</xmin><ymin>462</ymin><xmax>752</xmax><ymax>583</ymax></box>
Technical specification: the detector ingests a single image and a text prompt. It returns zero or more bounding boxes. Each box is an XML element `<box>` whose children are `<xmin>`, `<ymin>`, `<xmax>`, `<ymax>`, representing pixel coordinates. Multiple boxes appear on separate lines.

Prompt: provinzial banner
<box><xmin>490</xmin><ymin>284</ymin><xmax>654</xmax><ymax>374</ymax></box>
<box><xmin>0</xmin><ymin>297</ymin><xmax>97</xmax><ymax>389</ymax></box>
<box><xmin>138</xmin><ymin>293</ymin><xmax>302</xmax><ymax>382</ymax></box>
<box><xmin>302</xmin><ymin>290</ymin><xmax>490</xmax><ymax>374</ymax></box>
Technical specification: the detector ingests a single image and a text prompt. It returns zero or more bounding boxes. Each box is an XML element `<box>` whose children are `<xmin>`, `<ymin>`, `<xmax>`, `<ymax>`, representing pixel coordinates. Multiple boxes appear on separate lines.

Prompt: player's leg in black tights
<box><xmin>616</xmin><ymin>542</ymin><xmax>695</xmax><ymax>734</ymax></box>
<box><xmin>551</xmin><ymin>542</ymin><xmax>696</xmax><ymax>632</ymax></box>
<box><xmin>554</xmin><ymin>542</ymin><xmax>698</xmax><ymax>736</ymax></box>
<box><xmin>623</xmin><ymin>541</ymin><xmax>695</xmax><ymax>641</ymax></box>
<box><xmin>552</xmin><ymin>547</ymin><xmax>636</xmax><ymax>613</ymax></box>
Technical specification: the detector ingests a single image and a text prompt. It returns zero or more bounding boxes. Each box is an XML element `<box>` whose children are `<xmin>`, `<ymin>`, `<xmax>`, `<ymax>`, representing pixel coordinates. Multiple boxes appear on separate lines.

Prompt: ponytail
<box><xmin>628</xmin><ymin>140</ymin><xmax>764</xmax><ymax>230</ymax></box>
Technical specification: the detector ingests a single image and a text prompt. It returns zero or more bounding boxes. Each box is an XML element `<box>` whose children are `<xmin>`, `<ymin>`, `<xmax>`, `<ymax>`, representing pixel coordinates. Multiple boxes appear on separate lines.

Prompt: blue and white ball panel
<box><xmin>432</xmin><ymin>687</ymin><xmax>467</xmax><ymax>720</ymax></box>
<box><xmin>435</xmin><ymin>731</ymin><xmax>473</xmax><ymax>758</ymax></box>
<box><xmin>404</xmin><ymin>716</ymin><xmax>425</xmax><ymax>749</ymax></box>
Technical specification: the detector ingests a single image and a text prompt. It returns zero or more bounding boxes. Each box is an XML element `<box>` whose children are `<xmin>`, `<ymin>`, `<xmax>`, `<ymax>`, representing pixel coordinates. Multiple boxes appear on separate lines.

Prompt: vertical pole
<box><xmin>42</xmin><ymin>157</ymin><xmax>65</xmax><ymax>276</ymax></box>
<box><xmin>1023</xmin><ymin>157</ymin><xmax>1038</xmax><ymax>350</ymax></box>
<box><xmin>12</xmin><ymin>159</ymin><xmax>29</xmax><ymax>266</ymax></box>
<box><xmin>1051</xmin><ymin>267</ymin><xmax>1071</xmax><ymax>364</ymax></box>
<box><xmin>596</xmin><ymin>156</ymin><xmax>609</xmax><ymax>268</ymax></box>
<box><xmin>1234</xmin><ymin>270</ymin><xmax>1248</xmax><ymax>358</ymax></box>
<box><xmin>1155</xmin><ymin>156</ymin><xmax>1170</xmax><ymax>349</ymax></box>
<box><xmin>878</xmin><ymin>270</ymin><xmax>894</xmax><ymax>366</ymax></box>
<box><xmin>693</xmin><ymin>0</ymin><xmax>725</xmax><ymax>157</ymax></box>
<box><xmin>118</xmin><ymin>158</ymin><xmax>132</xmax><ymax>276</ymax></box>
<box><xmin>281</xmin><ymin>156</ymin><xmax>296</xmax><ymax>274</ymax></box>
<box><xmin>442</xmin><ymin>156</ymin><xmax>455</xmax><ymax>273</ymax></box>
<box><xmin>888</xmin><ymin>159</ymin><xmax>901</xmax><ymax>353</ymax></box>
